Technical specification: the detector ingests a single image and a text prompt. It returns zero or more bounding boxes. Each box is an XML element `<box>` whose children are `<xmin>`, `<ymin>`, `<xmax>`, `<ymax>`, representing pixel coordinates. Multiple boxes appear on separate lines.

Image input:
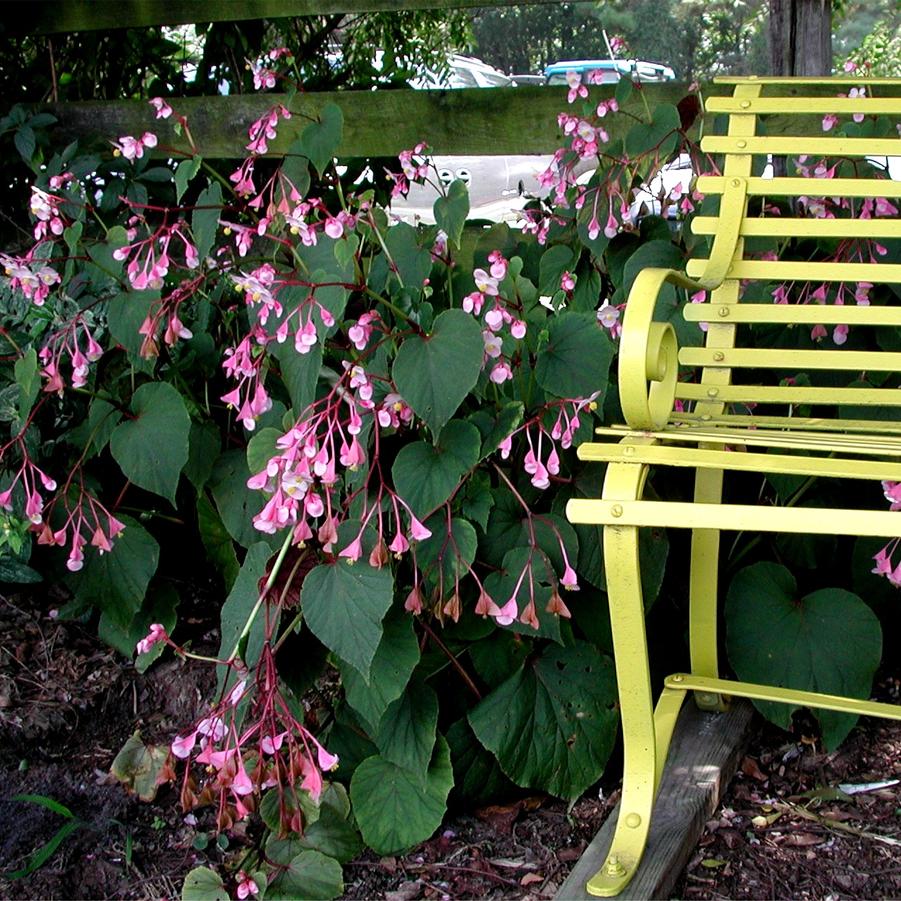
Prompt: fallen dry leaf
<box><xmin>741</xmin><ymin>756</ymin><xmax>768</xmax><ymax>782</ymax></box>
<box><xmin>520</xmin><ymin>873</ymin><xmax>544</xmax><ymax>886</ymax></box>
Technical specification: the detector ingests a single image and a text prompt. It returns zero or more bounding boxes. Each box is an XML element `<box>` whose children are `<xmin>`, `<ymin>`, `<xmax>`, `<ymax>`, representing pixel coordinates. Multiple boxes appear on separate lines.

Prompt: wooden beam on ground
<box><xmin>557</xmin><ymin>699</ymin><xmax>755</xmax><ymax>901</ymax></box>
<box><xmin>6</xmin><ymin>0</ymin><xmax>561</xmax><ymax>35</ymax></box>
<box><xmin>45</xmin><ymin>83</ymin><xmax>698</xmax><ymax>158</ymax></box>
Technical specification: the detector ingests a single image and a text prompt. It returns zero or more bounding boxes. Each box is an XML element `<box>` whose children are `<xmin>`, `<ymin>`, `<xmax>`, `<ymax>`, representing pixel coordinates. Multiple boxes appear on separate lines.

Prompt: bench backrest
<box><xmin>671</xmin><ymin>77</ymin><xmax>901</xmax><ymax>436</ymax></box>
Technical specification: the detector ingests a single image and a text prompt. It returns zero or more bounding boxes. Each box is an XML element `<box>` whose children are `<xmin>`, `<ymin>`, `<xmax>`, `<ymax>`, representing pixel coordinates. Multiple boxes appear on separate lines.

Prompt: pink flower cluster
<box><xmin>38</xmin><ymin>316</ymin><xmax>104</xmax><ymax>393</ymax></box>
<box><xmin>1</xmin><ymin>251</ymin><xmax>60</xmax><ymax>306</ymax></box>
<box><xmin>386</xmin><ymin>143</ymin><xmax>430</xmax><ymax>198</ymax></box>
<box><xmin>114</xmin><ymin>220</ymin><xmax>200</xmax><ymax>291</ymax></box>
<box><xmin>245</xmin><ymin>104</ymin><xmax>291</xmax><ymax>155</ymax></box>
<box><xmin>498</xmin><ymin>395</ymin><xmax>598</xmax><ymax>491</ymax></box>
<box><xmin>29</xmin><ymin>187</ymin><xmax>67</xmax><ymax>240</ymax></box>
<box><xmin>111</xmin><ymin>132</ymin><xmax>158</xmax><ymax>160</ymax></box>
<box><xmin>169</xmin><ymin>646</ymin><xmax>340</xmax><ymax>831</ymax></box>
<box><xmin>221</xmin><ymin>327</ymin><xmax>272</xmax><ymax>431</ymax></box>
<box><xmin>35</xmin><ymin>483</ymin><xmax>125</xmax><ymax>572</ymax></box>
<box><xmin>137</xmin><ymin>276</ymin><xmax>201</xmax><ymax>357</ymax></box>
<box><xmin>0</xmin><ymin>441</ymin><xmax>56</xmax><ymax>528</ymax></box>
<box><xmin>462</xmin><ymin>251</ymin><xmax>526</xmax><ymax>385</ymax></box>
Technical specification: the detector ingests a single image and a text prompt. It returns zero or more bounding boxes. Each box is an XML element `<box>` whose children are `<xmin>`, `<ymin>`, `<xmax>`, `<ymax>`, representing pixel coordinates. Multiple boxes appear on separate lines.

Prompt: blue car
<box><xmin>544</xmin><ymin>59</ymin><xmax>676</xmax><ymax>86</ymax></box>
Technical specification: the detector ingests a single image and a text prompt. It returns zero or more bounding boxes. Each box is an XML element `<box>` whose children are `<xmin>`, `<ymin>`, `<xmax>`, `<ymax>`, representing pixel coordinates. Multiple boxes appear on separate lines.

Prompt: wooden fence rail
<box><xmin>7</xmin><ymin>0</ymin><xmax>557</xmax><ymax>35</ymax></box>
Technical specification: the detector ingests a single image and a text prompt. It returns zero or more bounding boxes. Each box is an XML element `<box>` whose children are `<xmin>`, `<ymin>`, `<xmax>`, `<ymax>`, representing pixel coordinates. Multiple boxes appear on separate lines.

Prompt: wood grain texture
<box><xmin>8</xmin><ymin>0</ymin><xmax>561</xmax><ymax>35</ymax></box>
<box><xmin>556</xmin><ymin>699</ymin><xmax>755</xmax><ymax>901</ymax></box>
<box><xmin>45</xmin><ymin>84</ymin><xmax>696</xmax><ymax>158</ymax></box>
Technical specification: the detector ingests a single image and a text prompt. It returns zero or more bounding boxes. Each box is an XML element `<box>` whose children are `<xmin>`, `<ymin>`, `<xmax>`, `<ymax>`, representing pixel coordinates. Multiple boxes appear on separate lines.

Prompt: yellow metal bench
<box><xmin>566</xmin><ymin>76</ymin><xmax>901</xmax><ymax>897</ymax></box>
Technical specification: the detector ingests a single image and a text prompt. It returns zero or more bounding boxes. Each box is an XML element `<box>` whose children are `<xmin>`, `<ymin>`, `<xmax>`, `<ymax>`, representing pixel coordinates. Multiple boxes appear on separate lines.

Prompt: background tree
<box><xmin>769</xmin><ymin>0</ymin><xmax>832</xmax><ymax>75</ymax></box>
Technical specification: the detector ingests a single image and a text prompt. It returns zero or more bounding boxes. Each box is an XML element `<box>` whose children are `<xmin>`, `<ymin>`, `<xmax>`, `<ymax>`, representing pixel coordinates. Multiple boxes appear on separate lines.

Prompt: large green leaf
<box><xmin>216</xmin><ymin>542</ymin><xmax>274</xmax><ymax>686</ymax></box>
<box><xmin>392</xmin><ymin>309</ymin><xmax>483</xmax><ymax>436</ymax></box>
<box><xmin>209</xmin><ymin>449</ymin><xmax>280</xmax><ymax>550</ymax></box>
<box><xmin>111</xmin><ymin>730</ymin><xmax>171</xmax><ymax>802</ymax></box>
<box><xmin>98</xmin><ymin>584</ymin><xmax>177</xmax><ymax>672</ymax></box>
<box><xmin>535</xmin><ymin>311</ymin><xmax>613</xmax><ymax>400</ymax></box>
<box><xmin>184</xmin><ymin>420</ymin><xmax>220</xmax><ymax>490</ymax></box>
<box><xmin>350</xmin><ymin>736</ymin><xmax>454</xmax><ymax>854</ymax></box>
<box><xmin>416</xmin><ymin>514</ymin><xmax>478</xmax><ymax>588</ymax></box>
<box><xmin>192</xmin><ymin>182</ymin><xmax>222</xmax><ymax>262</ymax></box>
<box><xmin>446</xmin><ymin>717</ymin><xmax>515</xmax><ymax>806</ymax></box>
<box><xmin>375</xmin><ymin>682</ymin><xmax>439</xmax><ymax>781</ymax></box>
<box><xmin>196</xmin><ymin>493</ymin><xmax>239</xmax><ymax>590</ymax></box>
<box><xmin>538</xmin><ymin>244</ymin><xmax>576</xmax><ymax>296</ymax></box>
<box><xmin>339</xmin><ymin>610</ymin><xmax>420</xmax><ymax>732</ymax></box>
<box><xmin>267</xmin><ymin>850</ymin><xmax>343</xmax><ymax>901</ymax></box>
<box><xmin>69</xmin><ymin>515</ymin><xmax>159</xmax><ymax>626</ymax></box>
<box><xmin>181</xmin><ymin>867</ymin><xmax>229</xmax><ymax>901</ymax></box>
<box><xmin>621</xmin><ymin>239</ymin><xmax>684</xmax><ymax>296</ymax></box>
<box><xmin>107</xmin><ymin>290</ymin><xmax>156</xmax><ymax>372</ymax></box>
<box><xmin>272</xmin><ymin>340</ymin><xmax>322</xmax><ymax>416</ymax></box>
<box><xmin>433</xmin><ymin>179</ymin><xmax>469</xmax><ymax>249</ymax></box>
<box><xmin>468</xmin><ymin>641</ymin><xmax>618</xmax><ymax>799</ymax></box>
<box><xmin>109</xmin><ymin>382</ymin><xmax>190</xmax><ymax>505</ymax></box>
<box><xmin>384</xmin><ymin>222</ymin><xmax>433</xmax><ymax>292</ymax></box>
<box><xmin>391</xmin><ymin>419</ymin><xmax>480</xmax><ymax>519</ymax></box>
<box><xmin>302</xmin><ymin>561</ymin><xmax>393</xmax><ymax>680</ymax></box>
<box><xmin>624</xmin><ymin>102</ymin><xmax>681</xmax><ymax>160</ymax></box>
<box><xmin>298</xmin><ymin>103</ymin><xmax>344</xmax><ymax>177</ymax></box>
<box><xmin>267</xmin><ymin>785</ymin><xmax>362</xmax><ymax>864</ymax></box>
<box><xmin>726</xmin><ymin>562</ymin><xmax>882</xmax><ymax>750</ymax></box>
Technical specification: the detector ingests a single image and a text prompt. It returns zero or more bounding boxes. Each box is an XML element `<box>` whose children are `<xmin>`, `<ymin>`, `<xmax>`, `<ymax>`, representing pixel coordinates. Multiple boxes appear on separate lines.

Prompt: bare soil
<box><xmin>2</xmin><ymin>593</ymin><xmax>899</xmax><ymax>901</ymax></box>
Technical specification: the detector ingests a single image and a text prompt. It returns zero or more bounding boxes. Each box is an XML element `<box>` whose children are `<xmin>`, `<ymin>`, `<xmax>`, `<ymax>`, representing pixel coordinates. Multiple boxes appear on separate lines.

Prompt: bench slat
<box><xmin>683</xmin><ymin>304</ymin><xmax>901</xmax><ymax>325</ymax></box>
<box><xmin>692</xmin><ymin>216</ymin><xmax>901</xmax><ymax>239</ymax></box>
<box><xmin>664</xmin><ymin>675</ymin><xmax>901</xmax><ymax>722</ymax></box>
<box><xmin>577</xmin><ymin>442</ymin><xmax>901</xmax><ymax>480</ymax></box>
<box><xmin>669</xmin><ymin>412</ymin><xmax>901</xmax><ymax>435</ymax></box>
<box><xmin>686</xmin><ymin>259</ymin><xmax>901</xmax><ymax>282</ymax></box>
<box><xmin>701</xmin><ymin>135</ymin><xmax>901</xmax><ymax>157</ymax></box>
<box><xmin>566</xmin><ymin>498</ymin><xmax>901</xmax><ymax>537</ymax></box>
<box><xmin>679</xmin><ymin>346</ymin><xmax>901</xmax><ymax>371</ymax></box>
<box><xmin>696</xmin><ymin>176</ymin><xmax>901</xmax><ymax>198</ymax></box>
<box><xmin>676</xmin><ymin>383</ymin><xmax>901</xmax><ymax>407</ymax></box>
<box><xmin>595</xmin><ymin>423</ymin><xmax>901</xmax><ymax>448</ymax></box>
<box><xmin>714</xmin><ymin>76</ymin><xmax>901</xmax><ymax>85</ymax></box>
<box><xmin>706</xmin><ymin>96</ymin><xmax>901</xmax><ymax>116</ymax></box>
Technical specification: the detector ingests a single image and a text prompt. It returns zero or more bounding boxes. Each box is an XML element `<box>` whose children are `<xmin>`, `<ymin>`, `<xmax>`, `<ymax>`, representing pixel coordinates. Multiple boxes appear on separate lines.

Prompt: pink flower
<box><xmin>408</xmin><ymin>516</ymin><xmax>432</xmax><ymax>541</ymax></box>
<box><xmin>389</xmin><ymin>532</ymin><xmax>410</xmax><ymax>555</ymax></box>
<box><xmin>171</xmin><ymin>731</ymin><xmax>198</xmax><ymax>759</ymax></box>
<box><xmin>560</xmin><ymin>564</ymin><xmax>580</xmax><ymax>591</ymax></box>
<box><xmin>236</xmin><ymin>872</ymin><xmax>260</xmax><ymax>900</ymax></box>
<box><xmin>822</xmin><ymin>114</ymin><xmax>839</xmax><ymax>132</ymax></box>
<box><xmin>149</xmin><ymin>97</ymin><xmax>173</xmax><ymax>119</ymax></box>
<box><xmin>489</xmin><ymin>597</ymin><xmax>518</xmax><ymax>626</ymax></box>
<box><xmin>404</xmin><ymin>584</ymin><xmax>423</xmax><ymax>614</ymax></box>
<box><xmin>231</xmin><ymin>764</ymin><xmax>254</xmax><ymax>796</ymax></box>
<box><xmin>489</xmin><ymin>362</ymin><xmax>512</xmax><ymax>384</ymax></box>
<box><xmin>135</xmin><ymin>622</ymin><xmax>167</xmax><ymax>655</ymax></box>
<box><xmin>338</xmin><ymin>536</ymin><xmax>363</xmax><ymax>562</ymax></box>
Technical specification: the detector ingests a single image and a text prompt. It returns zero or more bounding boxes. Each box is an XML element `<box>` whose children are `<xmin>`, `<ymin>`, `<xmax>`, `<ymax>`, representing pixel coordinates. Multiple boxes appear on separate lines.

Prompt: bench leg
<box><xmin>689</xmin><ymin>466</ymin><xmax>730</xmax><ymax>712</ymax></box>
<box><xmin>587</xmin><ymin>519</ymin><xmax>657</xmax><ymax>897</ymax></box>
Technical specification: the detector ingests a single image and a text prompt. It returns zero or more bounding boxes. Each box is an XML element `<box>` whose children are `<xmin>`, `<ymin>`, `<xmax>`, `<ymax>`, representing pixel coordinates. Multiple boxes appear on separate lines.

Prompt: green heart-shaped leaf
<box><xmin>350</xmin><ymin>737</ymin><xmax>453</xmax><ymax>854</ymax></box>
<box><xmin>109</xmin><ymin>382</ymin><xmax>190</xmax><ymax>505</ymax></box>
<box><xmin>535</xmin><ymin>311</ymin><xmax>613</xmax><ymax>400</ymax></box>
<box><xmin>433</xmin><ymin>179</ymin><xmax>469</xmax><ymax>249</ymax></box>
<box><xmin>302</xmin><ymin>561</ymin><xmax>394</xmax><ymax>680</ymax></box>
<box><xmin>726</xmin><ymin>562</ymin><xmax>882</xmax><ymax>749</ymax></box>
<box><xmin>392</xmin><ymin>310</ymin><xmax>483</xmax><ymax>436</ymax></box>
<box><xmin>624</xmin><ymin>102</ymin><xmax>681</xmax><ymax>160</ymax></box>
<box><xmin>391</xmin><ymin>419</ymin><xmax>480</xmax><ymax>518</ymax></box>
<box><xmin>468</xmin><ymin>641</ymin><xmax>618</xmax><ymax>799</ymax></box>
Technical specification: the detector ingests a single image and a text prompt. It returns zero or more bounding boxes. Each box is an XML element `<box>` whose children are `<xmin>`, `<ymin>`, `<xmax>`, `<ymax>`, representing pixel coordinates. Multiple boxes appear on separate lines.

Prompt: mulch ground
<box><xmin>1</xmin><ymin>592</ymin><xmax>899</xmax><ymax>900</ymax></box>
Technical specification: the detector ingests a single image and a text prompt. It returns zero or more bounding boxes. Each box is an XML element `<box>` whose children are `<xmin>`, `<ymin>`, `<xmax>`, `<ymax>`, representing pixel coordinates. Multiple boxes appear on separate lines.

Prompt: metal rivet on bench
<box><xmin>611</xmin><ymin>504</ymin><xmax>623</xmax><ymax>517</ymax></box>
<box><xmin>736</xmin><ymin>140</ymin><xmax>747</xmax><ymax>148</ymax></box>
<box><xmin>624</xmin><ymin>446</ymin><xmax>635</xmax><ymax>455</ymax></box>
<box><xmin>671</xmin><ymin>674</ymin><xmax>684</xmax><ymax>682</ymax></box>
<box><xmin>740</xmin><ymin>100</ymin><xmax>751</xmax><ymax>109</ymax></box>
<box><xmin>730</xmin><ymin>178</ymin><xmax>742</xmax><ymax>187</ymax></box>
<box><xmin>707</xmin><ymin>388</ymin><xmax>719</xmax><ymax>398</ymax></box>
<box><xmin>718</xmin><ymin>306</ymin><xmax>730</xmax><ymax>317</ymax></box>
<box><xmin>713</xmin><ymin>351</ymin><xmax>725</xmax><ymax>361</ymax></box>
<box><xmin>605</xmin><ymin>857</ymin><xmax>627</xmax><ymax>877</ymax></box>
<box><xmin>625</xmin><ymin>813</ymin><xmax>642</xmax><ymax>828</ymax></box>
<box><xmin>701</xmin><ymin>414</ymin><xmax>712</xmax><ymax>421</ymax></box>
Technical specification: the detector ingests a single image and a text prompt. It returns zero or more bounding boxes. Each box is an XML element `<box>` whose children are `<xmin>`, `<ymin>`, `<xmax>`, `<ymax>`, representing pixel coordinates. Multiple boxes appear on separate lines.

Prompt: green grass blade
<box><xmin>11</xmin><ymin>794</ymin><xmax>75</xmax><ymax>818</ymax></box>
<box><xmin>5</xmin><ymin>819</ymin><xmax>83</xmax><ymax>880</ymax></box>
